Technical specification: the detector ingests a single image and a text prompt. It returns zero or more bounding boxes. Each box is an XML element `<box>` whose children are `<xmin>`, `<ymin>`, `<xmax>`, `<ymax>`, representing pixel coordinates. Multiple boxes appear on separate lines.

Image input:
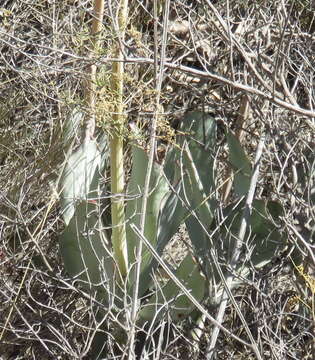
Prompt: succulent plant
<box><xmin>59</xmin><ymin>110</ymin><xmax>285</xmax><ymax>357</ymax></box>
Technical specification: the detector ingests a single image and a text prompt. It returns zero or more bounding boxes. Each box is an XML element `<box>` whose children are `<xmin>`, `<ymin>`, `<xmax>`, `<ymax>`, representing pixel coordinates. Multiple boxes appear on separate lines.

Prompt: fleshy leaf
<box><xmin>154</xmin><ymin>112</ymin><xmax>218</xmax><ymax>284</ymax></box>
<box><xmin>63</xmin><ymin>108</ymin><xmax>83</xmax><ymax>148</ymax></box>
<box><xmin>179</xmin><ymin>111</ymin><xmax>216</xmax><ymax>194</ymax></box>
<box><xmin>179</xmin><ymin>112</ymin><xmax>217</xmax><ymax>254</ymax></box>
<box><xmin>226</xmin><ymin>130</ymin><xmax>252</xmax><ymax>197</ymax></box>
<box><xmin>60</xmin><ymin>140</ymin><xmax>102</xmax><ymax>225</ymax></box>
<box><xmin>59</xmin><ymin>200</ymin><xmax>114</xmax><ymax>304</ymax></box>
<box><xmin>139</xmin><ymin>254</ymin><xmax>205</xmax><ymax>323</ymax></box>
<box><xmin>213</xmin><ymin>199</ymin><xmax>284</xmax><ymax>269</ymax></box>
<box><xmin>126</xmin><ymin>145</ymin><xmax>169</xmax><ymax>293</ymax></box>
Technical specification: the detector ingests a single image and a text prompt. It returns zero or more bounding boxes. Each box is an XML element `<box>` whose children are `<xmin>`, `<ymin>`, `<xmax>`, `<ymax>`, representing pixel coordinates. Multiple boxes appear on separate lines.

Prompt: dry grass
<box><xmin>0</xmin><ymin>0</ymin><xmax>314</xmax><ymax>359</ymax></box>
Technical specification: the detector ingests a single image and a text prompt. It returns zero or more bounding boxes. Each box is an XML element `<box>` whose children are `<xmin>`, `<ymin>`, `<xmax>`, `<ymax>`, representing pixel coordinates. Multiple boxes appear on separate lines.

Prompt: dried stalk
<box><xmin>84</xmin><ymin>0</ymin><xmax>104</xmax><ymax>141</ymax></box>
<box><xmin>110</xmin><ymin>0</ymin><xmax>129</xmax><ymax>279</ymax></box>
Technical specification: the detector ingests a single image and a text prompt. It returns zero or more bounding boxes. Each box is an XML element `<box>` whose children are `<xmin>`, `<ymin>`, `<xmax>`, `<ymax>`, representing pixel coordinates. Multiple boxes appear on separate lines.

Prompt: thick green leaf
<box><xmin>182</xmin><ymin>148</ymin><xmax>216</xmax><ymax>254</ymax></box>
<box><xmin>157</xmin><ymin>184</ymin><xmax>186</xmax><ymax>253</ymax></box>
<box><xmin>126</xmin><ymin>146</ymin><xmax>169</xmax><ymax>280</ymax></box>
<box><xmin>180</xmin><ymin>111</ymin><xmax>216</xmax><ymax>195</ymax></box>
<box><xmin>182</xmin><ymin>149</ymin><xmax>213</xmax><ymax>225</ymax></box>
<box><xmin>139</xmin><ymin>254</ymin><xmax>205</xmax><ymax>323</ymax></box>
<box><xmin>157</xmin><ymin>112</ymin><xmax>217</xmax><ymax>254</ymax></box>
<box><xmin>137</xmin><ymin>181</ymin><xmax>186</xmax><ymax>298</ymax></box>
<box><xmin>226</xmin><ymin>130</ymin><xmax>252</xmax><ymax>197</ymax></box>
<box><xmin>59</xmin><ymin>201</ymin><xmax>114</xmax><ymax>303</ymax></box>
<box><xmin>63</xmin><ymin>108</ymin><xmax>83</xmax><ymax>148</ymax></box>
<box><xmin>179</xmin><ymin>112</ymin><xmax>217</xmax><ymax>254</ymax></box>
<box><xmin>60</xmin><ymin>140</ymin><xmax>102</xmax><ymax>225</ymax></box>
<box><xmin>156</xmin><ymin>146</ymin><xmax>186</xmax><ymax>255</ymax></box>
<box><xmin>214</xmin><ymin>199</ymin><xmax>284</xmax><ymax>269</ymax></box>
<box><xmin>148</xmin><ymin>112</ymin><xmax>218</xmax><ymax>284</ymax></box>
<box><xmin>138</xmin><ymin>111</ymin><xmax>218</xmax><ymax>318</ymax></box>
